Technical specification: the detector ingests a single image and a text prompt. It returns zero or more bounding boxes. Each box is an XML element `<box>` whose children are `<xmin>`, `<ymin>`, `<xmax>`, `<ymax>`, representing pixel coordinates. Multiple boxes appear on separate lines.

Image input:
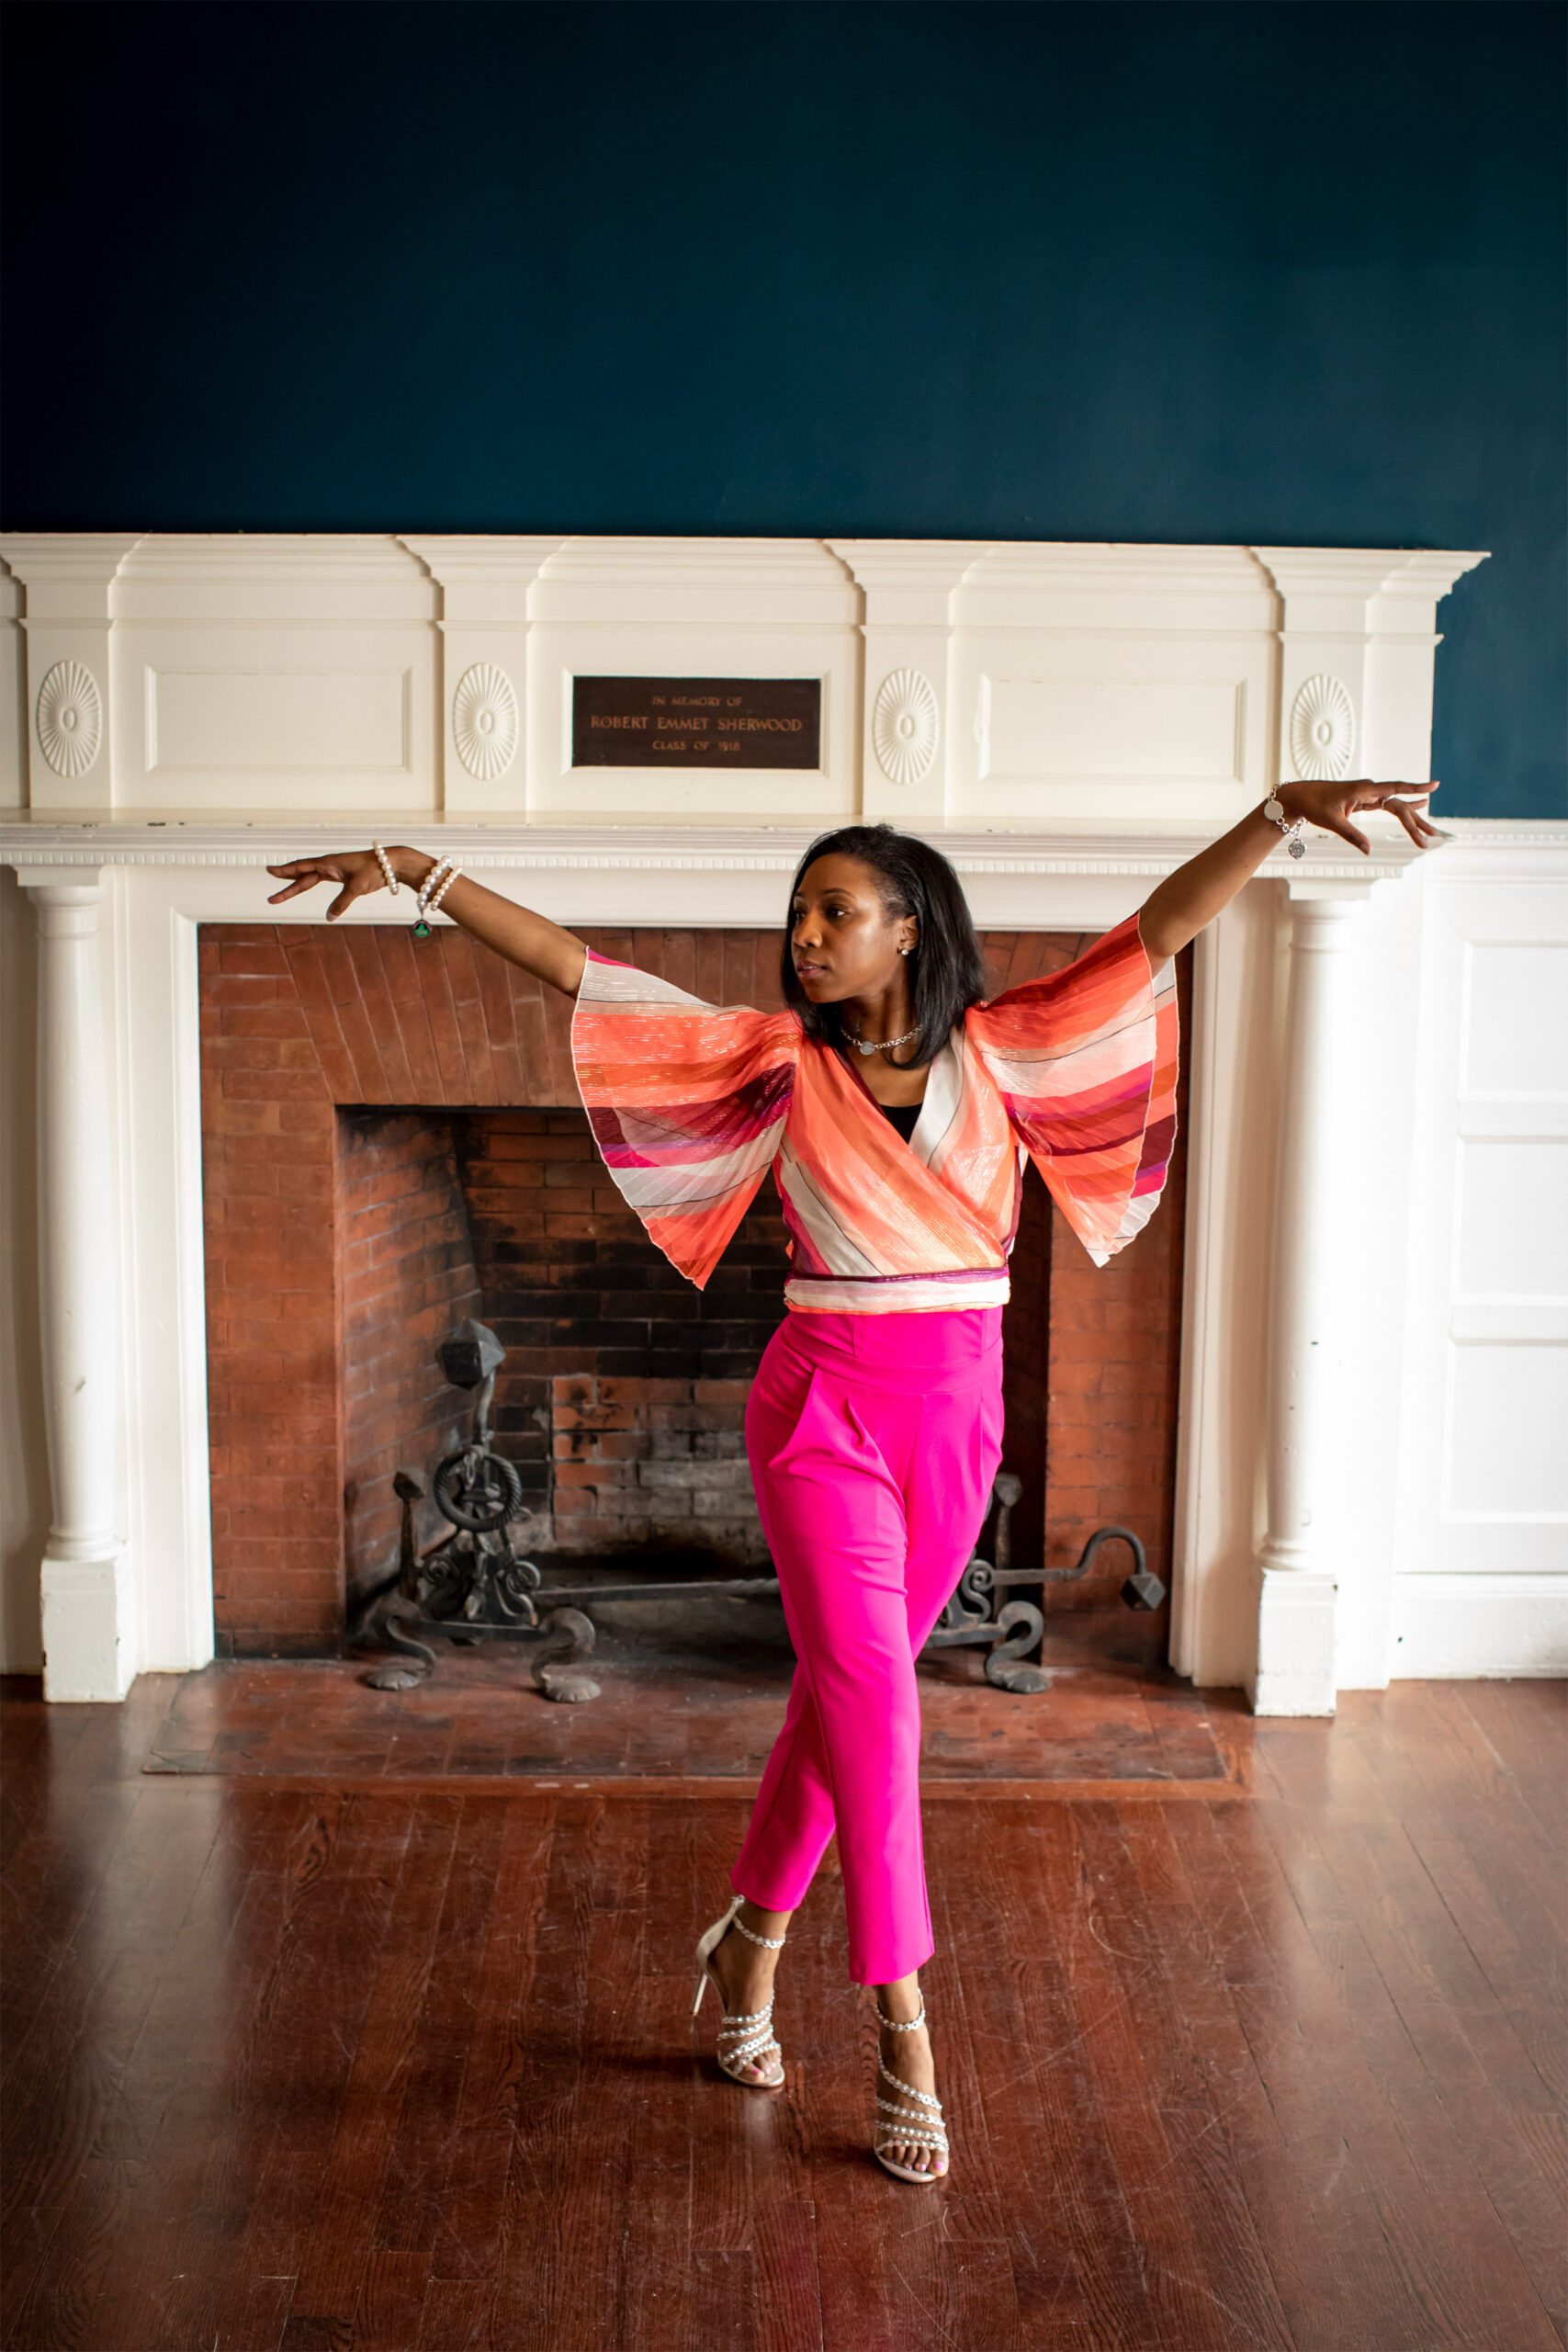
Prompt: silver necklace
<box><xmin>843</xmin><ymin>1021</ymin><xmax>919</xmax><ymax>1057</ymax></box>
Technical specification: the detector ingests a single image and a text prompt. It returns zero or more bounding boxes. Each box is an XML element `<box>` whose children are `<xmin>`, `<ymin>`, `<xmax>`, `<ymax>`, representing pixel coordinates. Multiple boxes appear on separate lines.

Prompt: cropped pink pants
<box><xmin>731</xmin><ymin>1306</ymin><xmax>1004</xmax><ymax>1984</ymax></box>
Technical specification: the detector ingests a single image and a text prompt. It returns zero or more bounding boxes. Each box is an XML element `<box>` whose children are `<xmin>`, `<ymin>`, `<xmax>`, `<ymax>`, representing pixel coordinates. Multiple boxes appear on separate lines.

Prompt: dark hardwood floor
<box><xmin>2</xmin><ymin>1668</ymin><xmax>1562</xmax><ymax>2351</ymax></box>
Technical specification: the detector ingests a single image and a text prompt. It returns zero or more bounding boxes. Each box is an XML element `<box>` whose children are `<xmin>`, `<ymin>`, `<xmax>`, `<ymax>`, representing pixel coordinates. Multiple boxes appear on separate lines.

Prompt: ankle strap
<box><xmin>875</xmin><ymin>1999</ymin><xmax>927</xmax><ymax>2031</ymax></box>
<box><xmin>728</xmin><ymin>1900</ymin><xmax>786</xmax><ymax>1951</ymax></box>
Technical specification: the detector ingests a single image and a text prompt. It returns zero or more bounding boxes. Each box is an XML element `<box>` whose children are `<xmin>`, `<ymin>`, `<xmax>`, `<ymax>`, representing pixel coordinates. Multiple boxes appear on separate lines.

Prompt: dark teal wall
<box><xmin>2</xmin><ymin>1</ymin><xmax>1562</xmax><ymax>816</ymax></box>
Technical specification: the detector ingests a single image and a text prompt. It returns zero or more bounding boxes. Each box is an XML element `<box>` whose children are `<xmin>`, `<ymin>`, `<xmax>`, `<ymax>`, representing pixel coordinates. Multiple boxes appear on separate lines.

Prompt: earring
<box><xmin>900</xmin><ymin>945</ymin><xmax>912</xmax><ymax>956</ymax></box>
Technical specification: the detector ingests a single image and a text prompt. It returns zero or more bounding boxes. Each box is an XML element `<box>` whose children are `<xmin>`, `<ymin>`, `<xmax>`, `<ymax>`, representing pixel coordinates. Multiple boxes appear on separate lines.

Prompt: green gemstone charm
<box><xmin>414</xmin><ymin>919</ymin><xmax>430</xmax><ymax>939</ymax></box>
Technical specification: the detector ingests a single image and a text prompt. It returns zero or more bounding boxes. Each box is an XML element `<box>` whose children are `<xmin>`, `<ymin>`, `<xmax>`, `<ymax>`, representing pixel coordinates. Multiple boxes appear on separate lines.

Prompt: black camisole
<box><xmin>880</xmin><ymin>1102</ymin><xmax>922</xmax><ymax>1142</ymax></box>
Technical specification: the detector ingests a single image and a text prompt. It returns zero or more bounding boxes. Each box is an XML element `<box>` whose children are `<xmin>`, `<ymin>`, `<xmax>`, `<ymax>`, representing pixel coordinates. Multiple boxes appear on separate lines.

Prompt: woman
<box><xmin>266</xmin><ymin>773</ymin><xmax>1439</xmax><ymax>2185</ymax></box>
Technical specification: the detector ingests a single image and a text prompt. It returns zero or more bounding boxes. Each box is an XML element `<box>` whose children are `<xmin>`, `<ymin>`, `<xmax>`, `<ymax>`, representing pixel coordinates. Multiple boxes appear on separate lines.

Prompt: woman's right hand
<box><xmin>263</xmin><ymin>843</ymin><xmax>589</xmax><ymax>993</ymax></box>
<box><xmin>265</xmin><ymin>845</ymin><xmax>434</xmax><ymax>922</ymax></box>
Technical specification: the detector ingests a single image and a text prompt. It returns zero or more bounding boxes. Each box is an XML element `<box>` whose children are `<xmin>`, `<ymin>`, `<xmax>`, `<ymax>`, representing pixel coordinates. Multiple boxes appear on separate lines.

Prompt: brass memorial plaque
<box><xmin>571</xmin><ymin>676</ymin><xmax>821</xmax><ymax>770</ymax></box>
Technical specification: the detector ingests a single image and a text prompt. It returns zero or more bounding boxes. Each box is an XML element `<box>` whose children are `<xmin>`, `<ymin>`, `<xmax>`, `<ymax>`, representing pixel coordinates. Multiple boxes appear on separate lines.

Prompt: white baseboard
<box><xmin>1388</xmin><ymin>1572</ymin><xmax>1568</xmax><ymax>1679</ymax></box>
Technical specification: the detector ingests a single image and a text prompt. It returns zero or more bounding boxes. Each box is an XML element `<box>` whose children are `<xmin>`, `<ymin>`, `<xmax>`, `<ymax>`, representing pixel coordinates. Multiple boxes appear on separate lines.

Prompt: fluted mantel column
<box><xmin>1248</xmin><ymin>885</ymin><xmax>1367</xmax><ymax>1716</ymax></box>
<box><xmin>24</xmin><ymin>872</ymin><xmax>132</xmax><ymax>1701</ymax></box>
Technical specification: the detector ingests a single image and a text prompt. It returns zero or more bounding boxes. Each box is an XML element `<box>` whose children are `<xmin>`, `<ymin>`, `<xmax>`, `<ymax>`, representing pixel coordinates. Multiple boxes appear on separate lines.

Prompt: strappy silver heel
<box><xmin>874</xmin><ymin>1999</ymin><xmax>950</xmax><ymax>2183</ymax></box>
<box><xmin>692</xmin><ymin>1894</ymin><xmax>787</xmax><ymax>2090</ymax></box>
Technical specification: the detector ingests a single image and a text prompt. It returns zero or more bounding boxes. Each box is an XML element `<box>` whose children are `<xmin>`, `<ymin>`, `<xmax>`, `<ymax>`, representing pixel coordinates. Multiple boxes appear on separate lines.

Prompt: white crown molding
<box><xmin>1251</xmin><ymin>546</ymin><xmax>1490</xmax><ymax>600</ymax></box>
<box><xmin>0</xmin><ymin>534</ymin><xmax>147</xmax><ymax>619</ymax></box>
<box><xmin>1251</xmin><ymin>546</ymin><xmax>1490</xmax><ymax>649</ymax></box>
<box><xmin>536</xmin><ymin>536</ymin><xmax>860</xmax><ymax>589</ymax></box>
<box><xmin>397</xmin><ymin>534</ymin><xmax>564</xmax><ymax>622</ymax></box>
<box><xmin>826</xmin><ymin>537</ymin><xmax>988</xmax><ymax>609</ymax></box>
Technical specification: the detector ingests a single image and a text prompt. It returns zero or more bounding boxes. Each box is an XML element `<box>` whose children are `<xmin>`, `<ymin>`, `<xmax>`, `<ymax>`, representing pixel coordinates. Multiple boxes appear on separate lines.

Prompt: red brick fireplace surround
<box><xmin>199</xmin><ymin>925</ymin><xmax>1189</xmax><ymax>1657</ymax></box>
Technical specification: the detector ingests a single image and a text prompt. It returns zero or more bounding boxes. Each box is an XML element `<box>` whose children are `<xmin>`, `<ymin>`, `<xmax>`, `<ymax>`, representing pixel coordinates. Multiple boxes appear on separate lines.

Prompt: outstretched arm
<box><xmin>1135</xmin><ymin>778</ymin><xmax>1444</xmax><ymax>964</ymax></box>
<box><xmin>265</xmin><ymin>844</ymin><xmax>587</xmax><ymax>995</ymax></box>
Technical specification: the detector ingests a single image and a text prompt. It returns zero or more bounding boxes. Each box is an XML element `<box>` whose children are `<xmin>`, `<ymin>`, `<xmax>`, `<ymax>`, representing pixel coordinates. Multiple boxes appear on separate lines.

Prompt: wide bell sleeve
<box><xmin>964</xmin><ymin>913</ymin><xmax>1179</xmax><ymax>1266</ymax></box>
<box><xmin>570</xmin><ymin>950</ymin><xmax>799</xmax><ymax>1288</ymax></box>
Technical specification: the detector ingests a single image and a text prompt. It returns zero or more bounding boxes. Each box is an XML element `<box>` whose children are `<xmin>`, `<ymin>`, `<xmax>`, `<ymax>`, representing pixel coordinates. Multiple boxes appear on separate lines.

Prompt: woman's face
<box><xmin>789</xmin><ymin>854</ymin><xmax>916</xmax><ymax>1003</ymax></box>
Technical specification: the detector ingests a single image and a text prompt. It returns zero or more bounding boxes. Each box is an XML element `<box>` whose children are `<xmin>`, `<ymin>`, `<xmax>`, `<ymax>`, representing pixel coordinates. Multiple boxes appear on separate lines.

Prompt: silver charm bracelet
<box><xmin>1262</xmin><ymin>793</ymin><xmax>1307</xmax><ymax>861</ymax></box>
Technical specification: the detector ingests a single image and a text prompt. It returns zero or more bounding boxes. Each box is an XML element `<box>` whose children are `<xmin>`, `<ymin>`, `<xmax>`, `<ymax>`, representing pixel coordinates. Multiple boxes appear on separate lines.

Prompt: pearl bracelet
<box><xmin>413</xmin><ymin>860</ymin><xmax>460</xmax><ymax>937</ymax></box>
<box><xmin>414</xmin><ymin>855</ymin><xmax>455</xmax><ymax>917</ymax></box>
<box><xmin>371</xmin><ymin>842</ymin><xmax>400</xmax><ymax>895</ymax></box>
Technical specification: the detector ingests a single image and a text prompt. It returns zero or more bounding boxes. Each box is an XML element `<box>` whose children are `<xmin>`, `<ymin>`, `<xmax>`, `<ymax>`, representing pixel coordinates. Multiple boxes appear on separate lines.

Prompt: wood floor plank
<box><xmin>916</xmin><ymin>1833</ymin><xmax>1020</xmax><ymax>2247</ymax></box>
<box><xmin>3</xmin><ymin>2155</ymin><xmax>139</xmax><ymax>2352</ymax></box>
<box><xmin>619</xmin><ymin>1804</ymin><xmax>701</xmax><ymax>2352</ymax></box>
<box><xmin>1185</xmin><ymin>1796</ymin><xmax>1562</xmax><ymax>2351</ymax></box>
<box><xmin>427</xmin><ymin>1800</ymin><xmax>555</xmax><ymax>2284</ymax></box>
<box><xmin>2</xmin><ymin>1781</ymin><xmax>161</xmax><ymax>2096</ymax></box>
<box><xmin>1037</xmin><ymin>1803</ymin><xmax>1281</xmax><ymax>2348</ymax></box>
<box><xmin>490</xmin><ymin>1792</ymin><xmax>615</xmax><ymax>2347</ymax></box>
<box><xmin>1260</xmin><ymin>1714</ymin><xmax>1567</xmax><ymax>2334</ymax></box>
<box><xmin>351</xmin><ymin>2247</ymin><xmax>431</xmax><ymax>2350</ymax></box>
<box><xmin>77</xmin><ymin>1795</ymin><xmax>407</xmax><ymax>2352</ymax></box>
<box><xmin>925</xmin><ymin>1810</ymin><xmax>1145</xmax><ymax>2344</ymax></box>
<box><xmin>1074</xmin><ymin>1800</ymin><xmax>1297</xmax><ymax>2348</ymax></box>
<box><xmin>542</xmin><ymin>1794</ymin><xmax>653</xmax><ymax>2347</ymax></box>
<box><xmin>133</xmin><ymin>1801</ymin><xmax>345</xmax><ymax>2351</ymax></box>
<box><xmin>1141</xmin><ymin>1863</ymin><xmax>1340</xmax><ymax>2351</ymax></box>
<box><xmin>687</xmin><ymin>1804</ymin><xmax>764</xmax><ymax>2267</ymax></box>
<box><xmin>1251</xmin><ymin>1792</ymin><xmax>1562</xmax><ymax>2347</ymax></box>
<box><xmin>413</xmin><ymin>2277</ymin><xmax>494</xmax><ymax>2351</ymax></box>
<box><xmin>0</xmin><ymin>2199</ymin><xmax>70</xmax><ymax>2348</ymax></box>
<box><xmin>1453</xmin><ymin>1681</ymin><xmax>1567</xmax><ymax>1847</ymax></box>
<box><xmin>292</xmin><ymin>1799</ymin><xmax>467</xmax><ymax>2324</ymax></box>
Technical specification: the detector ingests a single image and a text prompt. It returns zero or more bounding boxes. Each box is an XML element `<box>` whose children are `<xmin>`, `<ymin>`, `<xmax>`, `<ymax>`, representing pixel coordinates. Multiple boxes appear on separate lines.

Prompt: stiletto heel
<box><xmin>873</xmin><ymin>1999</ymin><xmax>949</xmax><ymax>2184</ymax></box>
<box><xmin>692</xmin><ymin>1894</ymin><xmax>787</xmax><ymax>2090</ymax></box>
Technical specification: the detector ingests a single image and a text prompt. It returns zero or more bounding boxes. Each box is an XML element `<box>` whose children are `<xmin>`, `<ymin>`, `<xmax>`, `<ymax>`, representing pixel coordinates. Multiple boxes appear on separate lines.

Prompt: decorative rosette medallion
<box><xmin>35</xmin><ymin>660</ymin><xmax>104</xmax><ymax>778</ymax></box>
<box><xmin>872</xmin><ymin>668</ymin><xmax>940</xmax><ymax>787</ymax></box>
<box><xmin>452</xmin><ymin>662</ymin><xmax>520</xmax><ymax>782</ymax></box>
<box><xmin>1289</xmin><ymin>674</ymin><xmax>1356</xmax><ymax>782</ymax></box>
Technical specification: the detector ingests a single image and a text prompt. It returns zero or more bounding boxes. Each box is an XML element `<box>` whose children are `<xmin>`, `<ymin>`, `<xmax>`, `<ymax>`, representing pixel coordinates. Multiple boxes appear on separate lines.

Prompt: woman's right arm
<box><xmin>265</xmin><ymin>844</ymin><xmax>587</xmax><ymax>995</ymax></box>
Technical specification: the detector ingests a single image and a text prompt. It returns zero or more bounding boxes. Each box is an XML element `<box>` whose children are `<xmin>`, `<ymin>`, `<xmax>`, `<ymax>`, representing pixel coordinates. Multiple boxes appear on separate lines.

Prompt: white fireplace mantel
<box><xmin>0</xmin><ymin>809</ymin><xmax>1427</xmax><ymax>912</ymax></box>
<box><xmin>4</xmin><ymin>534</ymin><xmax>1562</xmax><ymax>1712</ymax></box>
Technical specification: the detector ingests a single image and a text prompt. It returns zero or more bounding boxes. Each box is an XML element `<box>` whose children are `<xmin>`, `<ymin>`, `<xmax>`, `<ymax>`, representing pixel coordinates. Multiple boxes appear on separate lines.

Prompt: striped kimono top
<box><xmin>570</xmin><ymin>914</ymin><xmax>1179</xmax><ymax>1316</ymax></box>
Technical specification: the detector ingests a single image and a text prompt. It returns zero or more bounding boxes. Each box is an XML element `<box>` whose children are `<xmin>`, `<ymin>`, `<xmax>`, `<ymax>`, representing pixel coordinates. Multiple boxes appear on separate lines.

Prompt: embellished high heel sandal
<box><xmin>873</xmin><ymin>2000</ymin><xmax>950</xmax><ymax>2184</ymax></box>
<box><xmin>692</xmin><ymin>1894</ymin><xmax>787</xmax><ymax>2090</ymax></box>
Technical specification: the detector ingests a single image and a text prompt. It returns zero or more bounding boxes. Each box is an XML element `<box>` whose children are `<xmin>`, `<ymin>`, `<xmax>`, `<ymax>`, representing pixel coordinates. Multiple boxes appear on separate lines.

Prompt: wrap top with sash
<box><xmin>570</xmin><ymin>914</ymin><xmax>1179</xmax><ymax>1315</ymax></box>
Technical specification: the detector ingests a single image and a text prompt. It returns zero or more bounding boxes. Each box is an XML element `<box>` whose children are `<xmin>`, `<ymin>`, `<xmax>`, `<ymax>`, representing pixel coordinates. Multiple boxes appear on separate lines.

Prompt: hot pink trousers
<box><xmin>731</xmin><ymin>1306</ymin><xmax>1005</xmax><ymax>1984</ymax></box>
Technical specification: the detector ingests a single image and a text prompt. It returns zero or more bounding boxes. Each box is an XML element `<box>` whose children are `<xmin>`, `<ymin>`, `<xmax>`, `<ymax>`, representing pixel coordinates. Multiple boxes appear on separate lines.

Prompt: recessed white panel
<box><xmin>1456</xmin><ymin>1138</ymin><xmax>1568</xmax><ymax>1298</ymax></box>
<box><xmin>1463</xmin><ymin>943</ymin><xmax>1568</xmax><ymax>1097</ymax></box>
<box><xmin>1445</xmin><ymin>1343</ymin><xmax>1568</xmax><ymax>1517</ymax></box>
<box><xmin>982</xmin><ymin>677</ymin><xmax>1245</xmax><ymax>782</ymax></box>
<box><xmin>148</xmin><ymin>669</ymin><xmax>410</xmax><ymax>772</ymax></box>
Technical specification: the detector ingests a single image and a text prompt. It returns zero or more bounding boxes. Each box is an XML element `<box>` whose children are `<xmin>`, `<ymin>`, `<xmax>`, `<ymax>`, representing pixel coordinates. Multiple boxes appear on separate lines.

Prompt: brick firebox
<box><xmin>199</xmin><ymin>924</ymin><xmax>1189</xmax><ymax>1657</ymax></box>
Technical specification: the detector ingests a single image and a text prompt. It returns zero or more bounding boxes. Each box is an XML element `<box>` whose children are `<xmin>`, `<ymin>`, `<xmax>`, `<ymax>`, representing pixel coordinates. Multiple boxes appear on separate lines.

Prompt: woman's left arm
<box><xmin>1135</xmin><ymin>779</ymin><xmax>1444</xmax><ymax>964</ymax></box>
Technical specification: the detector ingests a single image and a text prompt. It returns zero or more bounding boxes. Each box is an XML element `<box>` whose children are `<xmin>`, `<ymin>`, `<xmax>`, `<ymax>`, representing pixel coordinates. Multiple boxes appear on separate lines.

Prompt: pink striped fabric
<box><xmin>570</xmin><ymin>913</ymin><xmax>1178</xmax><ymax>1312</ymax></box>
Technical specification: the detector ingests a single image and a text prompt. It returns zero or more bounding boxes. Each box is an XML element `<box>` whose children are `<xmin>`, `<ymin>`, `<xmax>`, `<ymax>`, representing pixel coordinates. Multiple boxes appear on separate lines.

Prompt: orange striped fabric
<box><xmin>570</xmin><ymin>913</ymin><xmax>1178</xmax><ymax>1313</ymax></box>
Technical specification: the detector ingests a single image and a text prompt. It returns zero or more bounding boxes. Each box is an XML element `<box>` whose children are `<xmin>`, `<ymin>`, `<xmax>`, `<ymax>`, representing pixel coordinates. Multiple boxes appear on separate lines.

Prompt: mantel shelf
<box><xmin>0</xmin><ymin>811</ymin><xmax>1433</xmax><ymax>889</ymax></box>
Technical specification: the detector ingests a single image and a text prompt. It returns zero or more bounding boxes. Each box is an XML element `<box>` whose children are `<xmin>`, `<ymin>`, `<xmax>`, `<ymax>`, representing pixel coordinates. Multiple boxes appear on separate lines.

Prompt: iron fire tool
<box><xmin>923</xmin><ymin>1475</ymin><xmax>1166</xmax><ymax>1693</ymax></box>
<box><xmin>361</xmin><ymin>1319</ymin><xmax>1166</xmax><ymax>1702</ymax></box>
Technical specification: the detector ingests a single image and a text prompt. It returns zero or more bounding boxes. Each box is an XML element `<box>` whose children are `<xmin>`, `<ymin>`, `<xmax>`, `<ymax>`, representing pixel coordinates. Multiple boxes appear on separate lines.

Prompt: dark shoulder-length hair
<box><xmin>779</xmin><ymin>824</ymin><xmax>987</xmax><ymax>1068</ymax></box>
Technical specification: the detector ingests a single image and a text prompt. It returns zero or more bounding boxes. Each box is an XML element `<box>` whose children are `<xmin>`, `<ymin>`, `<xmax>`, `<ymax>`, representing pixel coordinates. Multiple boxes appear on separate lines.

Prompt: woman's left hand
<box><xmin>1280</xmin><ymin>777</ymin><xmax>1444</xmax><ymax>856</ymax></box>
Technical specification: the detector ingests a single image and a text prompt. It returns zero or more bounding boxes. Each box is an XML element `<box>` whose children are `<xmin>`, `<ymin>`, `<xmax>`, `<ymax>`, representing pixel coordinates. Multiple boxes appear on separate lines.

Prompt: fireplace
<box><xmin>11</xmin><ymin>532</ymin><xmax>1503</xmax><ymax>1711</ymax></box>
<box><xmin>338</xmin><ymin>1101</ymin><xmax>789</xmax><ymax>1596</ymax></box>
<box><xmin>199</xmin><ymin>921</ymin><xmax>1189</xmax><ymax>1659</ymax></box>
